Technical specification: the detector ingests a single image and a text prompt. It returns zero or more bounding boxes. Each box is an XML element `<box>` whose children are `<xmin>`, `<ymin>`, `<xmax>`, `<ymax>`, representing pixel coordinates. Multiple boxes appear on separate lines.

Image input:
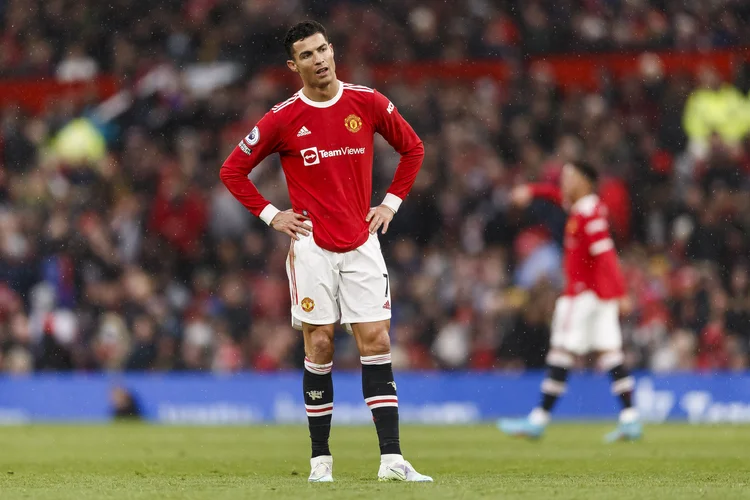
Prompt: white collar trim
<box><xmin>298</xmin><ymin>80</ymin><xmax>344</xmax><ymax>108</ymax></box>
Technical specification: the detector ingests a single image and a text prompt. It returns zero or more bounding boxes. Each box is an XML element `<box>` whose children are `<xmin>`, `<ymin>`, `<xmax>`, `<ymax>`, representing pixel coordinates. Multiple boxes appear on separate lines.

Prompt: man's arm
<box><xmin>219</xmin><ymin>113</ymin><xmax>311</xmax><ymax>240</ymax></box>
<box><xmin>368</xmin><ymin>90</ymin><xmax>425</xmax><ymax>234</ymax></box>
<box><xmin>529</xmin><ymin>184</ymin><xmax>563</xmax><ymax>206</ymax></box>
<box><xmin>220</xmin><ymin>115</ymin><xmax>279</xmax><ymax>221</ymax></box>
<box><xmin>584</xmin><ymin>210</ymin><xmax>626</xmax><ymax>298</ymax></box>
<box><xmin>510</xmin><ymin>184</ymin><xmax>563</xmax><ymax>208</ymax></box>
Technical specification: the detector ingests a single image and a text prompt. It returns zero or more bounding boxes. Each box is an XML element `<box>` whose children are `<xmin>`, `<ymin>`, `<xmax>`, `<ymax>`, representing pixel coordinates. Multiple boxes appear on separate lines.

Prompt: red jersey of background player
<box><xmin>220</xmin><ymin>82</ymin><xmax>424</xmax><ymax>252</ymax></box>
<box><xmin>530</xmin><ymin>184</ymin><xmax>625</xmax><ymax>299</ymax></box>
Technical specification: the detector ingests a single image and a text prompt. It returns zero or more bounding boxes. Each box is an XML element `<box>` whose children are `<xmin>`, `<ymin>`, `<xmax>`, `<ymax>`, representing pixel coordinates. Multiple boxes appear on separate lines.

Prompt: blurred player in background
<box><xmin>498</xmin><ymin>161</ymin><xmax>643</xmax><ymax>442</ymax></box>
<box><xmin>220</xmin><ymin>21</ymin><xmax>432</xmax><ymax>482</ymax></box>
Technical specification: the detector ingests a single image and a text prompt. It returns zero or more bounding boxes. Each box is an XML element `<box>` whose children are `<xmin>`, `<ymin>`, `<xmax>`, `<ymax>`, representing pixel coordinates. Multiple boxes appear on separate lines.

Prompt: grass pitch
<box><xmin>0</xmin><ymin>424</ymin><xmax>748</xmax><ymax>499</ymax></box>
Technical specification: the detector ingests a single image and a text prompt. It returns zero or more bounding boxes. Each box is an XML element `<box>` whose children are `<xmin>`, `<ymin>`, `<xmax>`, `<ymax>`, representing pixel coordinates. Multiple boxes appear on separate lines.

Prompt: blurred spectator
<box><xmin>56</xmin><ymin>43</ymin><xmax>98</xmax><ymax>83</ymax></box>
<box><xmin>0</xmin><ymin>0</ymin><xmax>744</xmax><ymax>78</ymax></box>
<box><xmin>498</xmin><ymin>282</ymin><xmax>556</xmax><ymax>370</ymax></box>
<box><xmin>683</xmin><ymin>66</ymin><xmax>748</xmax><ymax>159</ymax></box>
<box><xmin>125</xmin><ymin>315</ymin><xmax>157</xmax><ymax>371</ymax></box>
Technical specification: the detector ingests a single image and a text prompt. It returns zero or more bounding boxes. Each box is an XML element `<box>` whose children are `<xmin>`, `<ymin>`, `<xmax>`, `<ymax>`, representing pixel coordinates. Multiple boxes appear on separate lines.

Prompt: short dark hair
<box><xmin>284</xmin><ymin>21</ymin><xmax>328</xmax><ymax>59</ymax></box>
<box><xmin>571</xmin><ymin>160</ymin><xmax>599</xmax><ymax>184</ymax></box>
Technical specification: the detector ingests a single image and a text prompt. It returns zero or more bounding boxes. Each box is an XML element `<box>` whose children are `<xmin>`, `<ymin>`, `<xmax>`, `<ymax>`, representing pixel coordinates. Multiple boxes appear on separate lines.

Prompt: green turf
<box><xmin>0</xmin><ymin>424</ymin><xmax>748</xmax><ymax>499</ymax></box>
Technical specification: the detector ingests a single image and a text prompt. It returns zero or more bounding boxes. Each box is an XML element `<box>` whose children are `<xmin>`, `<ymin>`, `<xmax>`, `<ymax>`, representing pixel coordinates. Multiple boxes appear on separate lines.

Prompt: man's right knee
<box><xmin>304</xmin><ymin>324</ymin><xmax>335</xmax><ymax>364</ymax></box>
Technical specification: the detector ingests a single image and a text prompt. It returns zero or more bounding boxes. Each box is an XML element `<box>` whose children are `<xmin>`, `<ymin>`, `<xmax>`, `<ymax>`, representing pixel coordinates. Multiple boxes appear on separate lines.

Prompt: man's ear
<box><xmin>286</xmin><ymin>59</ymin><xmax>298</xmax><ymax>73</ymax></box>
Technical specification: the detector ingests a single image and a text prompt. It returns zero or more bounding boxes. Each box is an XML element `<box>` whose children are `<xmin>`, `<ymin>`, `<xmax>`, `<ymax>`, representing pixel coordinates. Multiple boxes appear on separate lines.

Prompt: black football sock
<box><xmin>540</xmin><ymin>365</ymin><xmax>569</xmax><ymax>412</ymax></box>
<box><xmin>538</xmin><ymin>351</ymin><xmax>573</xmax><ymax>414</ymax></box>
<box><xmin>600</xmin><ymin>351</ymin><xmax>639</xmax><ymax>423</ymax></box>
<box><xmin>361</xmin><ymin>353</ymin><xmax>401</xmax><ymax>456</ymax></box>
<box><xmin>609</xmin><ymin>365</ymin><xmax>635</xmax><ymax>409</ymax></box>
<box><xmin>599</xmin><ymin>351</ymin><xmax>635</xmax><ymax>409</ymax></box>
<box><xmin>303</xmin><ymin>357</ymin><xmax>333</xmax><ymax>458</ymax></box>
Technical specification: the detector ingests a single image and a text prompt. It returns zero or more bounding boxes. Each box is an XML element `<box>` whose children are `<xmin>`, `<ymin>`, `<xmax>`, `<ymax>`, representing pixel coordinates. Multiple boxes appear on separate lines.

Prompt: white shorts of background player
<box><xmin>550</xmin><ymin>291</ymin><xmax>622</xmax><ymax>355</ymax></box>
<box><xmin>286</xmin><ymin>228</ymin><xmax>391</xmax><ymax>333</ymax></box>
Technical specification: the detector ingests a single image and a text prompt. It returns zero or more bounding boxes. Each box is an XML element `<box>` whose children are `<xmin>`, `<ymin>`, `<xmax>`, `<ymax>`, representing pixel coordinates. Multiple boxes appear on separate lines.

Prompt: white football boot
<box><xmin>377</xmin><ymin>454</ymin><xmax>433</xmax><ymax>482</ymax></box>
<box><xmin>308</xmin><ymin>455</ymin><xmax>333</xmax><ymax>482</ymax></box>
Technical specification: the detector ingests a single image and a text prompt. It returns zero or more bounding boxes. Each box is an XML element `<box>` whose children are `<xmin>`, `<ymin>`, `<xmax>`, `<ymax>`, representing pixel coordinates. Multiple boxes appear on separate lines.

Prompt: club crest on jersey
<box><xmin>301</xmin><ymin>297</ymin><xmax>315</xmax><ymax>312</ymax></box>
<box><xmin>566</xmin><ymin>218</ymin><xmax>578</xmax><ymax>234</ymax></box>
<box><xmin>344</xmin><ymin>114</ymin><xmax>362</xmax><ymax>133</ymax></box>
<box><xmin>245</xmin><ymin>126</ymin><xmax>260</xmax><ymax>146</ymax></box>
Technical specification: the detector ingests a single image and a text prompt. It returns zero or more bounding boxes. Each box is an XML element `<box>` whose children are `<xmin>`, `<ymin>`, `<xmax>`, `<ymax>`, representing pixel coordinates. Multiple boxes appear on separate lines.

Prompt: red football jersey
<box><xmin>530</xmin><ymin>185</ymin><xmax>626</xmax><ymax>299</ymax></box>
<box><xmin>220</xmin><ymin>81</ymin><xmax>424</xmax><ymax>253</ymax></box>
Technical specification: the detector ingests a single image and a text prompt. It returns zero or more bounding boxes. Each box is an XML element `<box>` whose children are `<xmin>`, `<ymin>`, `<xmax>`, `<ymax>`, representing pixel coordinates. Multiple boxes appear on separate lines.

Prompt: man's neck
<box><xmin>301</xmin><ymin>79</ymin><xmax>340</xmax><ymax>102</ymax></box>
<box><xmin>570</xmin><ymin>192</ymin><xmax>585</xmax><ymax>206</ymax></box>
<box><xmin>569</xmin><ymin>190</ymin><xmax>596</xmax><ymax>211</ymax></box>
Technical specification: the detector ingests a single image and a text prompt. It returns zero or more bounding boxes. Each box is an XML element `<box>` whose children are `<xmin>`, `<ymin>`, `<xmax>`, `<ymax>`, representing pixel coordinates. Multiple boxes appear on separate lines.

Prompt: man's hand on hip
<box><xmin>366</xmin><ymin>205</ymin><xmax>395</xmax><ymax>235</ymax></box>
<box><xmin>270</xmin><ymin>209</ymin><xmax>312</xmax><ymax>240</ymax></box>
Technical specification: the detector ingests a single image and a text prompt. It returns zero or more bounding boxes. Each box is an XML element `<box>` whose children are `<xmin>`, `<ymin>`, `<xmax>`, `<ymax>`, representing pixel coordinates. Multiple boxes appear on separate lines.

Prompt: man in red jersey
<box><xmin>220</xmin><ymin>21</ymin><xmax>431</xmax><ymax>482</ymax></box>
<box><xmin>498</xmin><ymin>161</ymin><xmax>643</xmax><ymax>442</ymax></box>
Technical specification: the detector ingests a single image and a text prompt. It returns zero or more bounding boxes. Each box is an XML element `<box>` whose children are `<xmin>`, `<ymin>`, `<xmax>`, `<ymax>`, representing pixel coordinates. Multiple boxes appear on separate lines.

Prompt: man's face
<box><xmin>561</xmin><ymin>163</ymin><xmax>584</xmax><ymax>206</ymax></box>
<box><xmin>287</xmin><ymin>33</ymin><xmax>336</xmax><ymax>87</ymax></box>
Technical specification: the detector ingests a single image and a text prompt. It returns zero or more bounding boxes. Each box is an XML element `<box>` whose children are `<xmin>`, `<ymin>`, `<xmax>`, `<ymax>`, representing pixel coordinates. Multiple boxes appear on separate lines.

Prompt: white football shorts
<box><xmin>550</xmin><ymin>291</ymin><xmax>622</xmax><ymax>355</ymax></box>
<box><xmin>285</xmin><ymin>227</ymin><xmax>391</xmax><ymax>332</ymax></box>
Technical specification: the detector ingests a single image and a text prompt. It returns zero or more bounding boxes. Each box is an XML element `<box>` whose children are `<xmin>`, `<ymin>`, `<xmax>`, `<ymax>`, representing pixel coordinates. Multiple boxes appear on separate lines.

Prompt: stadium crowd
<box><xmin>0</xmin><ymin>0</ymin><xmax>748</xmax><ymax>79</ymax></box>
<box><xmin>0</xmin><ymin>1</ymin><xmax>750</xmax><ymax>373</ymax></box>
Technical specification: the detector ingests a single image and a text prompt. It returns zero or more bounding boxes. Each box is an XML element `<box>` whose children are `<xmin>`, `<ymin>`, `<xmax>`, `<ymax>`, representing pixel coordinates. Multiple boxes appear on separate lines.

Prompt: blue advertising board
<box><xmin>0</xmin><ymin>372</ymin><xmax>748</xmax><ymax>424</ymax></box>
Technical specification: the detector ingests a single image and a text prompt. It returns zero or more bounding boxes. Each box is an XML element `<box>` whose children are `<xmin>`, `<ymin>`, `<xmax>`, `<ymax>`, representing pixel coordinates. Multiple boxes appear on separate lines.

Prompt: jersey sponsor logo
<box><xmin>320</xmin><ymin>146</ymin><xmax>365</xmax><ymax>158</ymax></box>
<box><xmin>297</xmin><ymin>126</ymin><xmax>311</xmax><ymax>137</ymax></box>
<box><xmin>300</xmin><ymin>147</ymin><xmax>321</xmax><ymax>166</ymax></box>
<box><xmin>245</xmin><ymin>126</ymin><xmax>260</xmax><ymax>146</ymax></box>
<box><xmin>300</xmin><ymin>146</ymin><xmax>366</xmax><ymax>166</ymax></box>
<box><xmin>344</xmin><ymin>114</ymin><xmax>363</xmax><ymax>133</ymax></box>
<box><xmin>301</xmin><ymin>297</ymin><xmax>315</xmax><ymax>312</ymax></box>
<box><xmin>238</xmin><ymin>141</ymin><xmax>252</xmax><ymax>155</ymax></box>
<box><xmin>386</xmin><ymin>102</ymin><xmax>394</xmax><ymax>114</ymax></box>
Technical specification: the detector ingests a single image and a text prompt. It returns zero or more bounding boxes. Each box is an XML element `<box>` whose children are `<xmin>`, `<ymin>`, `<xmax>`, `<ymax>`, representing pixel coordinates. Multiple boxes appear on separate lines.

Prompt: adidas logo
<box><xmin>297</xmin><ymin>126</ymin><xmax>311</xmax><ymax>137</ymax></box>
<box><xmin>383</xmin><ymin>300</ymin><xmax>391</xmax><ymax>310</ymax></box>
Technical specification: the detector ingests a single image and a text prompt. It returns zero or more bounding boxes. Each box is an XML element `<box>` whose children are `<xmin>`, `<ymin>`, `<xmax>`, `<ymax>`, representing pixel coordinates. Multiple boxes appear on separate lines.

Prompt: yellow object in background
<box><xmin>52</xmin><ymin>118</ymin><xmax>107</xmax><ymax>165</ymax></box>
<box><xmin>683</xmin><ymin>85</ymin><xmax>749</xmax><ymax>146</ymax></box>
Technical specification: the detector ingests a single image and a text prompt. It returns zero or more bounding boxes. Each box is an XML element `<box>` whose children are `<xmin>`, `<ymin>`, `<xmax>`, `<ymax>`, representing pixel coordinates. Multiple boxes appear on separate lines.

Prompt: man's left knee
<box><xmin>355</xmin><ymin>322</ymin><xmax>391</xmax><ymax>356</ymax></box>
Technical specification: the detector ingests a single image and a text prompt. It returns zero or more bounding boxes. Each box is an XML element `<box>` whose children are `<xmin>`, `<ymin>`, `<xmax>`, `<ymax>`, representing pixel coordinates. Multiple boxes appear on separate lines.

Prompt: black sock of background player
<box><xmin>540</xmin><ymin>364</ymin><xmax>569</xmax><ymax>412</ymax></box>
<box><xmin>599</xmin><ymin>351</ymin><xmax>635</xmax><ymax>410</ymax></box>
<box><xmin>609</xmin><ymin>364</ymin><xmax>635</xmax><ymax>409</ymax></box>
